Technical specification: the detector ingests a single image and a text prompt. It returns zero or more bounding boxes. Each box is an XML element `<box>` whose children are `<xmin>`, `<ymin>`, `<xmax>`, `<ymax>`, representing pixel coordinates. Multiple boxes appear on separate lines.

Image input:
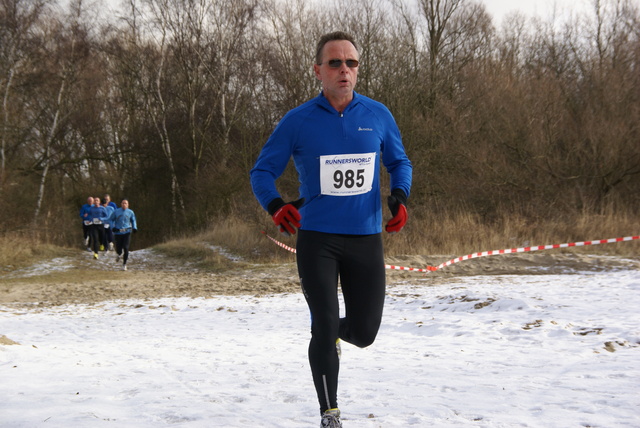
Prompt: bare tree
<box><xmin>165</xmin><ymin>0</ymin><xmax>214</xmax><ymax>179</ymax></box>
<box><xmin>137</xmin><ymin>0</ymin><xmax>187</xmax><ymax>222</ymax></box>
<box><xmin>102</xmin><ymin>0</ymin><xmax>156</xmax><ymax>196</ymax></box>
<box><xmin>259</xmin><ymin>0</ymin><xmax>321</xmax><ymax>116</ymax></box>
<box><xmin>418</xmin><ymin>0</ymin><xmax>463</xmax><ymax>107</ymax></box>
<box><xmin>31</xmin><ymin>0</ymin><xmax>94</xmax><ymax>222</ymax></box>
<box><xmin>0</xmin><ymin>0</ymin><xmax>637</xmax><ymax>249</ymax></box>
<box><xmin>331</xmin><ymin>0</ymin><xmax>389</xmax><ymax>97</ymax></box>
<box><xmin>0</xmin><ymin>0</ymin><xmax>48</xmax><ymax>188</ymax></box>
<box><xmin>202</xmin><ymin>0</ymin><xmax>260</xmax><ymax>164</ymax></box>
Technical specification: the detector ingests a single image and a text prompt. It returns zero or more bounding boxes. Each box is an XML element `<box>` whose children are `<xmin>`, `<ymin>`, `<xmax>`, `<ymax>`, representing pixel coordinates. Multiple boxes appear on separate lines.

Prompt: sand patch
<box><xmin>0</xmin><ymin>249</ymin><xmax>637</xmax><ymax>308</ymax></box>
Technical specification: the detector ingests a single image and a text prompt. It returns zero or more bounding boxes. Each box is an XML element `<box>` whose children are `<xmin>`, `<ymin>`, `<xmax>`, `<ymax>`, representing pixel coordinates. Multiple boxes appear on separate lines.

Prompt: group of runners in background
<box><xmin>79</xmin><ymin>194</ymin><xmax>138</xmax><ymax>271</ymax></box>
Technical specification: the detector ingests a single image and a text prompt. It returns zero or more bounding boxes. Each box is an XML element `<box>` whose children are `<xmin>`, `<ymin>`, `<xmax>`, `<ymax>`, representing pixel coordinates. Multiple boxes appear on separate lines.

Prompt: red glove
<box><xmin>269</xmin><ymin>198</ymin><xmax>305</xmax><ymax>236</ymax></box>
<box><xmin>385</xmin><ymin>189</ymin><xmax>408</xmax><ymax>233</ymax></box>
<box><xmin>385</xmin><ymin>204</ymin><xmax>407</xmax><ymax>233</ymax></box>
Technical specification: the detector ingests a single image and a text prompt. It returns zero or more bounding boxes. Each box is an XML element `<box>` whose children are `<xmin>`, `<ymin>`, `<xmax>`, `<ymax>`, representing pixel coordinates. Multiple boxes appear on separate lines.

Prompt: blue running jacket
<box><xmin>251</xmin><ymin>92</ymin><xmax>412</xmax><ymax>235</ymax></box>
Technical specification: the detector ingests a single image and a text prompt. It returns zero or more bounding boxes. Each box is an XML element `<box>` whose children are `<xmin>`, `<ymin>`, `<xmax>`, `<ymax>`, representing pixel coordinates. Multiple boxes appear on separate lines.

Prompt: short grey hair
<box><xmin>315</xmin><ymin>32</ymin><xmax>358</xmax><ymax>65</ymax></box>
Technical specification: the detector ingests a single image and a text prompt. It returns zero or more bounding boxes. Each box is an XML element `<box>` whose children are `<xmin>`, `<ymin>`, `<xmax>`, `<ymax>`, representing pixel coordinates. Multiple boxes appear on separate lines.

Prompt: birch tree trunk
<box><xmin>0</xmin><ymin>67</ymin><xmax>14</xmax><ymax>185</ymax></box>
<box><xmin>147</xmin><ymin>24</ymin><xmax>186</xmax><ymax>222</ymax></box>
<box><xmin>33</xmin><ymin>73</ymin><xmax>67</xmax><ymax>223</ymax></box>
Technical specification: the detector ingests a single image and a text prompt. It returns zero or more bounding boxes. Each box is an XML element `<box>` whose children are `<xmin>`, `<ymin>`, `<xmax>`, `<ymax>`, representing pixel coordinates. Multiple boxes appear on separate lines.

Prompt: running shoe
<box><xmin>93</xmin><ymin>253</ymin><xmax>99</xmax><ymax>260</ymax></box>
<box><xmin>108</xmin><ymin>242</ymin><xmax>114</xmax><ymax>251</ymax></box>
<box><xmin>321</xmin><ymin>408</ymin><xmax>342</xmax><ymax>428</ymax></box>
<box><xmin>99</xmin><ymin>245</ymin><xmax>105</xmax><ymax>251</ymax></box>
<box><xmin>122</xmin><ymin>264</ymin><xmax>127</xmax><ymax>271</ymax></box>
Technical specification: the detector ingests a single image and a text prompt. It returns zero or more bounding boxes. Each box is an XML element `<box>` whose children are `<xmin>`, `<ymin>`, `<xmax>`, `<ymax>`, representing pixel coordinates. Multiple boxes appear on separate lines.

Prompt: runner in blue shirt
<box><xmin>79</xmin><ymin>196</ymin><xmax>94</xmax><ymax>249</ymax></box>
<box><xmin>87</xmin><ymin>197</ymin><xmax>108</xmax><ymax>259</ymax></box>
<box><xmin>251</xmin><ymin>32</ymin><xmax>412</xmax><ymax>428</ymax></box>
<box><xmin>109</xmin><ymin>199</ymin><xmax>138</xmax><ymax>271</ymax></box>
<box><xmin>103</xmin><ymin>194</ymin><xmax>117</xmax><ymax>210</ymax></box>
<box><xmin>102</xmin><ymin>199</ymin><xmax>115</xmax><ymax>252</ymax></box>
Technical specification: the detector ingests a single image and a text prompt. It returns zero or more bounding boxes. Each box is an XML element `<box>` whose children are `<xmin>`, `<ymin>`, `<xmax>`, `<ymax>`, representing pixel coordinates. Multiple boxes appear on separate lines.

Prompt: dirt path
<box><xmin>1</xmin><ymin>248</ymin><xmax>637</xmax><ymax>308</ymax></box>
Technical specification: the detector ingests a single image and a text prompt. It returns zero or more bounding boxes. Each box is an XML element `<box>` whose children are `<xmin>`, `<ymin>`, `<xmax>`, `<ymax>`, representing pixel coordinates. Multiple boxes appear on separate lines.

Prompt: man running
<box><xmin>109</xmin><ymin>199</ymin><xmax>138</xmax><ymax>271</ymax></box>
<box><xmin>250</xmin><ymin>31</ymin><xmax>412</xmax><ymax>428</ymax></box>
<box><xmin>102</xmin><ymin>198</ymin><xmax>115</xmax><ymax>251</ymax></box>
<box><xmin>79</xmin><ymin>196</ymin><xmax>94</xmax><ymax>250</ymax></box>
<box><xmin>87</xmin><ymin>197</ymin><xmax>108</xmax><ymax>259</ymax></box>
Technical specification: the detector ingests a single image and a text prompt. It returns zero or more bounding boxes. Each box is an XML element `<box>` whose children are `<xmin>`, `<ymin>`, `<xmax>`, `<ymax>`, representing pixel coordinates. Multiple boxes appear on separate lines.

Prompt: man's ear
<box><xmin>313</xmin><ymin>63</ymin><xmax>322</xmax><ymax>81</ymax></box>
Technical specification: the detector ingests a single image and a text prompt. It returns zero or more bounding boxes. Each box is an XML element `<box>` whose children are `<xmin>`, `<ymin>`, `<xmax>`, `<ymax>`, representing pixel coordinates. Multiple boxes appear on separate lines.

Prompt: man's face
<box><xmin>314</xmin><ymin>40</ymin><xmax>359</xmax><ymax>101</ymax></box>
<box><xmin>121</xmin><ymin>200</ymin><xmax>129</xmax><ymax>209</ymax></box>
<box><xmin>94</xmin><ymin>198</ymin><xmax>101</xmax><ymax>206</ymax></box>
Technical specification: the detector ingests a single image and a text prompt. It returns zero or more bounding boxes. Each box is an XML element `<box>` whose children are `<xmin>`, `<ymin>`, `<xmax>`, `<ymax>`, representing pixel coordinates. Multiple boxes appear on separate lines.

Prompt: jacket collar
<box><xmin>316</xmin><ymin>91</ymin><xmax>360</xmax><ymax>113</ymax></box>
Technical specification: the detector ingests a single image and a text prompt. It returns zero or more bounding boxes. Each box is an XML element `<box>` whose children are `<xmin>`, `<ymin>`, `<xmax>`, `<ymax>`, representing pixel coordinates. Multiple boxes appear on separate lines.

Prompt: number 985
<box><xmin>333</xmin><ymin>169</ymin><xmax>365</xmax><ymax>189</ymax></box>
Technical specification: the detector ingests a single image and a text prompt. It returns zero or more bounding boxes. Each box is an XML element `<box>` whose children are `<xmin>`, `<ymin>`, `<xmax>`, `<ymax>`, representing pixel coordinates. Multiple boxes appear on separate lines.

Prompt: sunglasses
<box><xmin>322</xmin><ymin>59</ymin><xmax>360</xmax><ymax>68</ymax></box>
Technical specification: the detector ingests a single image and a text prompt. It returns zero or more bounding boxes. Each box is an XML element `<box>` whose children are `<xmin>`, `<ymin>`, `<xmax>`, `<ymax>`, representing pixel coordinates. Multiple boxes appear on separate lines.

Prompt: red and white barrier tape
<box><xmin>262</xmin><ymin>231</ymin><xmax>639</xmax><ymax>273</ymax></box>
<box><xmin>262</xmin><ymin>231</ymin><xmax>298</xmax><ymax>254</ymax></box>
<box><xmin>428</xmin><ymin>236</ymin><xmax>639</xmax><ymax>272</ymax></box>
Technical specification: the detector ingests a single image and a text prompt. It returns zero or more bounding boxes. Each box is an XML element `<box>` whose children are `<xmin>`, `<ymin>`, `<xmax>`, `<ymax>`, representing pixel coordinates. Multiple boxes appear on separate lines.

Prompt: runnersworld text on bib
<box><xmin>319</xmin><ymin>152</ymin><xmax>376</xmax><ymax>196</ymax></box>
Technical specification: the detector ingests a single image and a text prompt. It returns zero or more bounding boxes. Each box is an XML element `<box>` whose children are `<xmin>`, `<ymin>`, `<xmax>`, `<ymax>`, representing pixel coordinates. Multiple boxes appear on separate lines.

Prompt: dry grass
<box><xmin>384</xmin><ymin>208</ymin><xmax>639</xmax><ymax>257</ymax></box>
<box><xmin>1</xmin><ymin>213</ymin><xmax>636</xmax><ymax>272</ymax></box>
<box><xmin>159</xmin><ymin>211</ymin><xmax>638</xmax><ymax>264</ymax></box>
<box><xmin>152</xmin><ymin>238</ymin><xmax>238</xmax><ymax>272</ymax></box>
<box><xmin>198</xmin><ymin>217</ymin><xmax>298</xmax><ymax>263</ymax></box>
<box><xmin>152</xmin><ymin>217</ymin><xmax>297</xmax><ymax>270</ymax></box>
<box><xmin>0</xmin><ymin>233</ymin><xmax>75</xmax><ymax>271</ymax></box>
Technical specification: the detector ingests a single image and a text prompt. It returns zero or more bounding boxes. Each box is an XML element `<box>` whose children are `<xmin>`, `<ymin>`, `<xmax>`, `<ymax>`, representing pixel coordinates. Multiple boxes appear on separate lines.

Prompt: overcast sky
<box><xmin>482</xmin><ymin>0</ymin><xmax>594</xmax><ymax>25</ymax></box>
<box><xmin>93</xmin><ymin>0</ymin><xmax>595</xmax><ymax>20</ymax></box>
<box><xmin>70</xmin><ymin>0</ymin><xmax>603</xmax><ymax>29</ymax></box>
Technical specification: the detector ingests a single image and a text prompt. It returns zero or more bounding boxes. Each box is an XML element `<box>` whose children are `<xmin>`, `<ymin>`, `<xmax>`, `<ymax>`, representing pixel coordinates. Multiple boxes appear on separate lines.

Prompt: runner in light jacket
<box><xmin>109</xmin><ymin>199</ymin><xmax>137</xmax><ymax>271</ymax></box>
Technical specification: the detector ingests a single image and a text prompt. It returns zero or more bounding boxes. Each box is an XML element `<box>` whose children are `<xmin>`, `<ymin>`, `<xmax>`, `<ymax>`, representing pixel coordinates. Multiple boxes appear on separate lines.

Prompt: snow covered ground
<box><xmin>1</xmin><ymin>268</ymin><xmax>639</xmax><ymax>427</ymax></box>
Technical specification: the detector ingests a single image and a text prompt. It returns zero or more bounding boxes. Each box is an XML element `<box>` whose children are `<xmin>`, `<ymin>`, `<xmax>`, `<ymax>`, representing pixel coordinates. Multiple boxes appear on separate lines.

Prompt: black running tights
<box><xmin>89</xmin><ymin>224</ymin><xmax>105</xmax><ymax>254</ymax></box>
<box><xmin>296</xmin><ymin>230</ymin><xmax>386</xmax><ymax>414</ymax></box>
<box><xmin>114</xmin><ymin>233</ymin><xmax>132</xmax><ymax>264</ymax></box>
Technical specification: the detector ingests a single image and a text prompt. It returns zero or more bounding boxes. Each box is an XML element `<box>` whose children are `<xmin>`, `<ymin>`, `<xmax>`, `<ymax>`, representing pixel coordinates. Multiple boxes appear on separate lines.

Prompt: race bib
<box><xmin>320</xmin><ymin>152</ymin><xmax>376</xmax><ymax>196</ymax></box>
<box><xmin>84</xmin><ymin>220</ymin><xmax>91</xmax><ymax>226</ymax></box>
<box><xmin>92</xmin><ymin>218</ymin><xmax>102</xmax><ymax>225</ymax></box>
